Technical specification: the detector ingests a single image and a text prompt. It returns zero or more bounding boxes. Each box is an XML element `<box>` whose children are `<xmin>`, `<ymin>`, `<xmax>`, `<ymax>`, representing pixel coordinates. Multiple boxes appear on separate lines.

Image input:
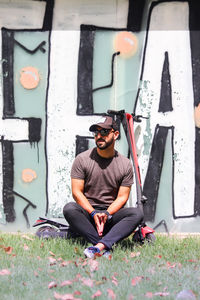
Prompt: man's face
<box><xmin>94</xmin><ymin>127</ymin><xmax>115</xmax><ymax>150</ymax></box>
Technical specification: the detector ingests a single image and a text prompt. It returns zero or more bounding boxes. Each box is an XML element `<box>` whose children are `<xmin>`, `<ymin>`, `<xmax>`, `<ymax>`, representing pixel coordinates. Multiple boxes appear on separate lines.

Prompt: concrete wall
<box><xmin>0</xmin><ymin>0</ymin><xmax>200</xmax><ymax>233</ymax></box>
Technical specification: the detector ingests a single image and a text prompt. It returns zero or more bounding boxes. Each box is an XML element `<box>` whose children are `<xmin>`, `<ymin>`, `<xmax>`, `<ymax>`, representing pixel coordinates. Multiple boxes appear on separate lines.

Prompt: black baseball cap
<box><xmin>89</xmin><ymin>116</ymin><xmax>118</xmax><ymax>132</ymax></box>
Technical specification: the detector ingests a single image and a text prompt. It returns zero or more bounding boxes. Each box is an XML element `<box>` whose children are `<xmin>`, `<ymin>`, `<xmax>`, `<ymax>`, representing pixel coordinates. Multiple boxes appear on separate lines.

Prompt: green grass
<box><xmin>0</xmin><ymin>233</ymin><xmax>200</xmax><ymax>300</ymax></box>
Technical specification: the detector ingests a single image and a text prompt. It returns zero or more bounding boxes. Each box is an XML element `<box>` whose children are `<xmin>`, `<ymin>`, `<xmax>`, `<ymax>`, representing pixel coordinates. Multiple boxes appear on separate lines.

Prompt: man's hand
<box><xmin>94</xmin><ymin>213</ymin><xmax>107</xmax><ymax>236</ymax></box>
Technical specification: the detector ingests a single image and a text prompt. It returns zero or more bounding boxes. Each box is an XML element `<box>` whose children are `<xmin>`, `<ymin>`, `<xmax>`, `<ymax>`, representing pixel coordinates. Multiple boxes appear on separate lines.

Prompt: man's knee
<box><xmin>129</xmin><ymin>207</ymin><xmax>144</xmax><ymax>223</ymax></box>
<box><xmin>63</xmin><ymin>202</ymin><xmax>77</xmax><ymax>219</ymax></box>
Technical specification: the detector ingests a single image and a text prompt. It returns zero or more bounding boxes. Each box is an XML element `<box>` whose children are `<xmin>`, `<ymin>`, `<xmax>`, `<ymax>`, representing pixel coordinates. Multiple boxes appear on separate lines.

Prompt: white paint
<box><xmin>136</xmin><ymin>2</ymin><xmax>195</xmax><ymax>217</ymax></box>
<box><xmin>0</xmin><ymin>0</ymin><xmax>46</xmax><ymax>221</ymax></box>
<box><xmin>0</xmin><ymin>0</ymin><xmax>45</xmax><ymax>29</ymax></box>
<box><xmin>0</xmin><ymin>36</ymin><xmax>29</xmax><ymax>218</ymax></box>
<box><xmin>47</xmin><ymin>31</ymin><xmax>100</xmax><ymax>215</ymax></box>
<box><xmin>53</xmin><ymin>0</ymin><xmax>129</xmax><ymax>30</ymax></box>
<box><xmin>47</xmin><ymin>0</ymin><xmax>130</xmax><ymax>216</ymax></box>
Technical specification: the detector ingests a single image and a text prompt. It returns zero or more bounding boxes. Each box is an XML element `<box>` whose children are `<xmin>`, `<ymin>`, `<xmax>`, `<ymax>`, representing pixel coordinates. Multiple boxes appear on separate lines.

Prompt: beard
<box><xmin>96</xmin><ymin>135</ymin><xmax>114</xmax><ymax>150</ymax></box>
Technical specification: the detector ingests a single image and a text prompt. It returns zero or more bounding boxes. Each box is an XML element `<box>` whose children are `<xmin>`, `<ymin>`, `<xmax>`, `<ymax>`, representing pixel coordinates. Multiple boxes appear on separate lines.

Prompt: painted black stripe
<box><xmin>189</xmin><ymin>0</ymin><xmax>200</xmax><ymax>215</ymax></box>
<box><xmin>2</xmin><ymin>140</ymin><xmax>15</xmax><ymax>222</ymax></box>
<box><xmin>158</xmin><ymin>51</ymin><xmax>173</xmax><ymax>113</ymax></box>
<box><xmin>2</xmin><ymin>28</ymin><xmax>15</xmax><ymax>117</ymax></box>
<box><xmin>127</xmin><ymin>0</ymin><xmax>146</xmax><ymax>32</ymax></box>
<box><xmin>42</xmin><ymin>0</ymin><xmax>54</xmax><ymax>31</ymax></box>
<box><xmin>77</xmin><ymin>25</ymin><xmax>95</xmax><ymax>115</ymax></box>
<box><xmin>143</xmin><ymin>125</ymin><xmax>170</xmax><ymax>222</ymax></box>
<box><xmin>75</xmin><ymin>135</ymin><xmax>89</xmax><ymax>156</ymax></box>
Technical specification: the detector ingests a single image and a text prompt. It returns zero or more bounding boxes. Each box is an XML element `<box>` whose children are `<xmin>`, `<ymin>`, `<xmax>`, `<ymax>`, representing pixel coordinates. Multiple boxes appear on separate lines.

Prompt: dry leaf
<box><xmin>130</xmin><ymin>252</ymin><xmax>141</xmax><ymax>258</ymax></box>
<box><xmin>131</xmin><ymin>276</ymin><xmax>143</xmax><ymax>286</ymax></box>
<box><xmin>48</xmin><ymin>281</ymin><xmax>57</xmax><ymax>289</ymax></box>
<box><xmin>107</xmin><ymin>289</ymin><xmax>116</xmax><ymax>300</ymax></box>
<box><xmin>88</xmin><ymin>259</ymin><xmax>99</xmax><ymax>272</ymax></box>
<box><xmin>0</xmin><ymin>269</ymin><xmax>11</xmax><ymax>275</ymax></box>
<box><xmin>154</xmin><ymin>292</ymin><xmax>170</xmax><ymax>297</ymax></box>
<box><xmin>49</xmin><ymin>251</ymin><xmax>56</xmax><ymax>256</ymax></box>
<box><xmin>23</xmin><ymin>244</ymin><xmax>29</xmax><ymax>251</ymax></box>
<box><xmin>74</xmin><ymin>291</ymin><xmax>81</xmax><ymax>296</ymax></box>
<box><xmin>54</xmin><ymin>292</ymin><xmax>74</xmax><ymax>300</ymax></box>
<box><xmin>166</xmin><ymin>262</ymin><xmax>176</xmax><ymax>269</ymax></box>
<box><xmin>81</xmin><ymin>278</ymin><xmax>94</xmax><ymax>287</ymax></box>
<box><xmin>111</xmin><ymin>276</ymin><xmax>118</xmax><ymax>286</ymax></box>
<box><xmin>48</xmin><ymin>257</ymin><xmax>57</xmax><ymax>265</ymax></box>
<box><xmin>34</xmin><ymin>271</ymin><xmax>39</xmax><ymax>277</ymax></box>
<box><xmin>3</xmin><ymin>246</ymin><xmax>13</xmax><ymax>254</ymax></box>
<box><xmin>21</xmin><ymin>235</ymin><xmax>34</xmax><ymax>241</ymax></box>
<box><xmin>155</xmin><ymin>255</ymin><xmax>162</xmax><ymax>259</ymax></box>
<box><xmin>92</xmin><ymin>290</ymin><xmax>102</xmax><ymax>298</ymax></box>
<box><xmin>145</xmin><ymin>292</ymin><xmax>153</xmax><ymax>298</ymax></box>
<box><xmin>122</xmin><ymin>257</ymin><xmax>129</xmax><ymax>263</ymax></box>
<box><xmin>60</xmin><ymin>280</ymin><xmax>73</xmax><ymax>287</ymax></box>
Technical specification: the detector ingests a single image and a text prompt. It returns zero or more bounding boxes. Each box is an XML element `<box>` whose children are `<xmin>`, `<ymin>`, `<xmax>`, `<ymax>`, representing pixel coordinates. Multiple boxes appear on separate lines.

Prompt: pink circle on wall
<box><xmin>22</xmin><ymin>168</ymin><xmax>37</xmax><ymax>183</ymax></box>
<box><xmin>194</xmin><ymin>104</ymin><xmax>200</xmax><ymax>128</ymax></box>
<box><xmin>114</xmin><ymin>31</ymin><xmax>138</xmax><ymax>58</ymax></box>
<box><xmin>20</xmin><ymin>66</ymin><xmax>40</xmax><ymax>89</ymax></box>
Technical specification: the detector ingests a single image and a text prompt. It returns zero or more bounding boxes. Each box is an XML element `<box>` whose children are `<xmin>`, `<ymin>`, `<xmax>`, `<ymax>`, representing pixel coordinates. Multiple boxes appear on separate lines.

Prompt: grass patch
<box><xmin>0</xmin><ymin>233</ymin><xmax>200</xmax><ymax>299</ymax></box>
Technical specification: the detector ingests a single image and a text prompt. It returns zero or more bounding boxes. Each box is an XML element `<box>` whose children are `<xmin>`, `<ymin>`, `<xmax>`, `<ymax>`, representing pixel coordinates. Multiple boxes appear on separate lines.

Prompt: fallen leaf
<box><xmin>60</xmin><ymin>261</ymin><xmax>71</xmax><ymax>267</ymax></box>
<box><xmin>154</xmin><ymin>292</ymin><xmax>170</xmax><ymax>297</ymax></box>
<box><xmin>88</xmin><ymin>259</ymin><xmax>99</xmax><ymax>272</ymax></box>
<box><xmin>130</xmin><ymin>252</ymin><xmax>140</xmax><ymax>258</ymax></box>
<box><xmin>60</xmin><ymin>280</ymin><xmax>73</xmax><ymax>287</ymax></box>
<box><xmin>34</xmin><ymin>271</ymin><xmax>39</xmax><ymax>277</ymax></box>
<box><xmin>54</xmin><ymin>292</ymin><xmax>74</xmax><ymax>300</ymax></box>
<box><xmin>57</xmin><ymin>257</ymin><xmax>63</xmax><ymax>262</ymax></box>
<box><xmin>0</xmin><ymin>269</ymin><xmax>11</xmax><ymax>275</ymax></box>
<box><xmin>23</xmin><ymin>244</ymin><xmax>29</xmax><ymax>251</ymax></box>
<box><xmin>154</xmin><ymin>255</ymin><xmax>162</xmax><ymax>259</ymax></box>
<box><xmin>48</xmin><ymin>281</ymin><xmax>57</xmax><ymax>289</ymax></box>
<box><xmin>3</xmin><ymin>246</ymin><xmax>13</xmax><ymax>254</ymax></box>
<box><xmin>107</xmin><ymin>288</ymin><xmax>116</xmax><ymax>300</ymax></box>
<box><xmin>48</xmin><ymin>257</ymin><xmax>57</xmax><ymax>265</ymax></box>
<box><xmin>95</xmin><ymin>280</ymin><xmax>106</xmax><ymax>286</ymax></box>
<box><xmin>145</xmin><ymin>292</ymin><xmax>153</xmax><ymax>298</ymax></box>
<box><xmin>131</xmin><ymin>276</ymin><xmax>143</xmax><ymax>286</ymax></box>
<box><xmin>21</xmin><ymin>235</ymin><xmax>34</xmax><ymax>241</ymax></box>
<box><xmin>166</xmin><ymin>262</ymin><xmax>176</xmax><ymax>269</ymax></box>
<box><xmin>111</xmin><ymin>276</ymin><xmax>118</xmax><ymax>286</ymax></box>
<box><xmin>188</xmin><ymin>259</ymin><xmax>198</xmax><ymax>263</ymax></box>
<box><xmin>92</xmin><ymin>290</ymin><xmax>102</xmax><ymax>298</ymax></box>
<box><xmin>122</xmin><ymin>257</ymin><xmax>129</xmax><ymax>263</ymax></box>
<box><xmin>81</xmin><ymin>278</ymin><xmax>94</xmax><ymax>287</ymax></box>
<box><xmin>49</xmin><ymin>251</ymin><xmax>56</xmax><ymax>256</ymax></box>
<box><xmin>74</xmin><ymin>291</ymin><xmax>81</xmax><ymax>296</ymax></box>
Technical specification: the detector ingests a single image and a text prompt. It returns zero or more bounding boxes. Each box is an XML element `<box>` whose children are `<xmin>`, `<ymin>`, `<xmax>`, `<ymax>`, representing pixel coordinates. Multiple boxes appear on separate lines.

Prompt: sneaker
<box><xmin>84</xmin><ymin>246</ymin><xmax>100</xmax><ymax>259</ymax></box>
<box><xmin>102</xmin><ymin>250</ymin><xmax>112</xmax><ymax>258</ymax></box>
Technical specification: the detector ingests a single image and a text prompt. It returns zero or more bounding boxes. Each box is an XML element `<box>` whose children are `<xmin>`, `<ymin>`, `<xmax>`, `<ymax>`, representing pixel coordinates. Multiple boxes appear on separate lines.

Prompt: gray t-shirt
<box><xmin>71</xmin><ymin>148</ymin><xmax>133</xmax><ymax>208</ymax></box>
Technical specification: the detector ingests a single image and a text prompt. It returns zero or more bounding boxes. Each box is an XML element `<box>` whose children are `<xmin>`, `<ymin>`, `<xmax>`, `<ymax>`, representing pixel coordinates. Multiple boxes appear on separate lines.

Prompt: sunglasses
<box><xmin>93</xmin><ymin>128</ymin><xmax>114</xmax><ymax>137</ymax></box>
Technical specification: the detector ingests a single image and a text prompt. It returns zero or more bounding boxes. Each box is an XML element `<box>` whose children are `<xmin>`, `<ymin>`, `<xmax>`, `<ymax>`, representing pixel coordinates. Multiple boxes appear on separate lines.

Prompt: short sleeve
<box><xmin>71</xmin><ymin>155</ymin><xmax>85</xmax><ymax>179</ymax></box>
<box><xmin>120</xmin><ymin>161</ymin><xmax>134</xmax><ymax>187</ymax></box>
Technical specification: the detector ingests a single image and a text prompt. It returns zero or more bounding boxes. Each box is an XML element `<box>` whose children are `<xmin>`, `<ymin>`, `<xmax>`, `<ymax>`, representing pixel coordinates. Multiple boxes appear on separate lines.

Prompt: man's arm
<box><xmin>107</xmin><ymin>185</ymin><xmax>131</xmax><ymax>215</ymax></box>
<box><xmin>71</xmin><ymin>177</ymin><xmax>105</xmax><ymax>236</ymax></box>
<box><xmin>71</xmin><ymin>178</ymin><xmax>94</xmax><ymax>213</ymax></box>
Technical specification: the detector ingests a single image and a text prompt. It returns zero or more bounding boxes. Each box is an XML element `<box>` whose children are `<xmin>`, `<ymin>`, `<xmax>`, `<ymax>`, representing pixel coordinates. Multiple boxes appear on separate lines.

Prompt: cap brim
<box><xmin>89</xmin><ymin>123</ymin><xmax>112</xmax><ymax>132</ymax></box>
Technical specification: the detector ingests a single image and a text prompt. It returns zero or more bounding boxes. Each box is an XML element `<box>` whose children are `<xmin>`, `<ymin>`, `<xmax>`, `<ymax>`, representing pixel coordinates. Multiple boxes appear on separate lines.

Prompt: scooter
<box><xmin>33</xmin><ymin>109</ymin><xmax>155</xmax><ymax>243</ymax></box>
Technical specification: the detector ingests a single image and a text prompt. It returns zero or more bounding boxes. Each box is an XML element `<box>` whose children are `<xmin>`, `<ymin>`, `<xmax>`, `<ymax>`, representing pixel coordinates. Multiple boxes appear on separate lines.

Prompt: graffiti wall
<box><xmin>0</xmin><ymin>0</ymin><xmax>200</xmax><ymax>233</ymax></box>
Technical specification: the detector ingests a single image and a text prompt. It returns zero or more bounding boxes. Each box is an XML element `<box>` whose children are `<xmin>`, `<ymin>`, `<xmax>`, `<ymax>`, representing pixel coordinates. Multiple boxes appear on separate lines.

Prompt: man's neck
<box><xmin>96</xmin><ymin>147</ymin><xmax>115</xmax><ymax>159</ymax></box>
